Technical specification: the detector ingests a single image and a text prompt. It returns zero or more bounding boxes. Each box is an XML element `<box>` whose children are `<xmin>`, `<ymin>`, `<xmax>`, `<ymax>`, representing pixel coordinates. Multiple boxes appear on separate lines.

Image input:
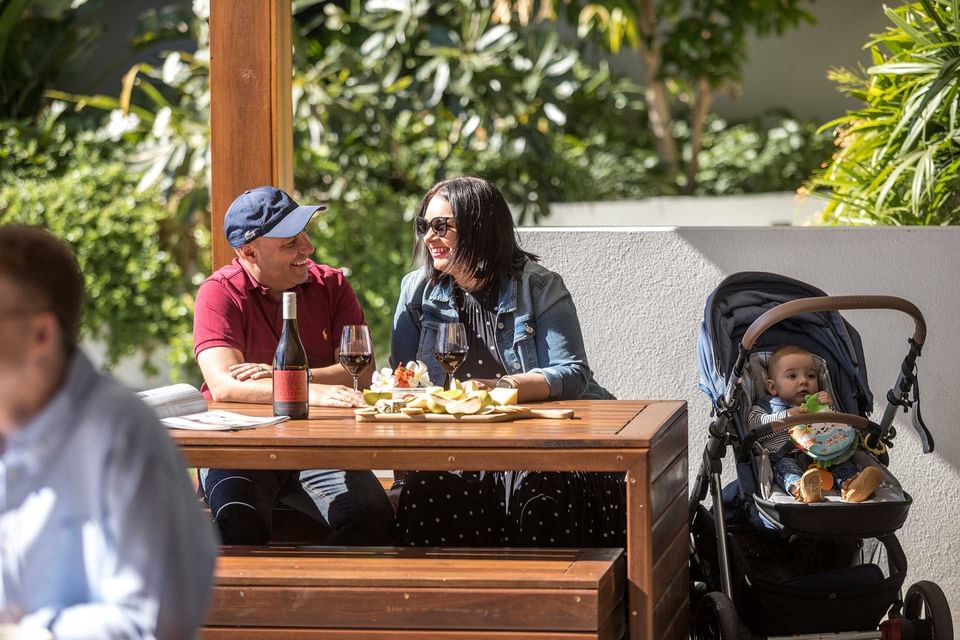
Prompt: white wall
<box><xmin>518</xmin><ymin>226</ymin><xmax>960</xmax><ymax>627</ymax></box>
<box><xmin>544</xmin><ymin>192</ymin><xmax>822</xmax><ymax>227</ymax></box>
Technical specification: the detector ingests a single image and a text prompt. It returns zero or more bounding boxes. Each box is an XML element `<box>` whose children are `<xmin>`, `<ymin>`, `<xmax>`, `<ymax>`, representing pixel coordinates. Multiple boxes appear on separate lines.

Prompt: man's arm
<box><xmin>199</xmin><ymin>346</ymin><xmax>363</xmax><ymax>406</ymax></box>
<box><xmin>228</xmin><ymin>358</ymin><xmax>373</xmax><ymax>387</ymax></box>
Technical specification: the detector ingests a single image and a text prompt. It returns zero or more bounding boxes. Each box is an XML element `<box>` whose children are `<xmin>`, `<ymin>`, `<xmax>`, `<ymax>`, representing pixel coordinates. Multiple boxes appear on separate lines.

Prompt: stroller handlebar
<box><xmin>741</xmin><ymin>295</ymin><xmax>926</xmax><ymax>351</ymax></box>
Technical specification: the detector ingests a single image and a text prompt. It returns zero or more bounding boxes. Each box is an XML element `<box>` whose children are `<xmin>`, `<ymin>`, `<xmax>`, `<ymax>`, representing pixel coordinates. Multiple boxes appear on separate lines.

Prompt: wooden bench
<box><xmin>203</xmin><ymin>546</ymin><xmax>626</xmax><ymax>639</ymax></box>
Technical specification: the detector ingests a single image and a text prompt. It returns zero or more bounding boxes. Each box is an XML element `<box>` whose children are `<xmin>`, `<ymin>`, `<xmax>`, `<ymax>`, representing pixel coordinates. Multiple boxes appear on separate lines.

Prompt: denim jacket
<box><xmin>390</xmin><ymin>260</ymin><xmax>613</xmax><ymax>400</ymax></box>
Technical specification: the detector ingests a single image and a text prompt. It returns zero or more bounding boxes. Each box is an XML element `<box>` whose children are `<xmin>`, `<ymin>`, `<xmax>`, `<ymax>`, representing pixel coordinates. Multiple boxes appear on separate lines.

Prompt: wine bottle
<box><xmin>273</xmin><ymin>291</ymin><xmax>309</xmax><ymax>419</ymax></box>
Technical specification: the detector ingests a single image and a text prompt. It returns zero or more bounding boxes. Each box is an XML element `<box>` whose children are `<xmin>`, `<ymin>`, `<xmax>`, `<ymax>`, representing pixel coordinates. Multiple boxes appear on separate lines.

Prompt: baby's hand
<box><xmin>817</xmin><ymin>391</ymin><xmax>833</xmax><ymax>408</ymax></box>
<box><xmin>786</xmin><ymin>406</ymin><xmax>807</xmax><ymax>417</ymax></box>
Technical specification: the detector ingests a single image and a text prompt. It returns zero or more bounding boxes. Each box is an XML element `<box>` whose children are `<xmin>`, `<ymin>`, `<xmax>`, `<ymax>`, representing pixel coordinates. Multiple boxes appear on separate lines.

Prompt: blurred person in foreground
<box><xmin>193</xmin><ymin>186</ymin><xmax>393</xmax><ymax>545</ymax></box>
<box><xmin>0</xmin><ymin>224</ymin><xmax>217</xmax><ymax>639</ymax></box>
<box><xmin>390</xmin><ymin>176</ymin><xmax>622</xmax><ymax>548</ymax></box>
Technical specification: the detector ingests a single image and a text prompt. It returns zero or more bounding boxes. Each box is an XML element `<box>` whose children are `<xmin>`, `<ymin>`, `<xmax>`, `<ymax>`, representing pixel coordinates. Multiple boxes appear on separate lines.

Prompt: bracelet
<box><xmin>307</xmin><ymin>368</ymin><xmax>313</xmax><ymax>383</ymax></box>
<box><xmin>495</xmin><ymin>376</ymin><xmax>518</xmax><ymax>389</ymax></box>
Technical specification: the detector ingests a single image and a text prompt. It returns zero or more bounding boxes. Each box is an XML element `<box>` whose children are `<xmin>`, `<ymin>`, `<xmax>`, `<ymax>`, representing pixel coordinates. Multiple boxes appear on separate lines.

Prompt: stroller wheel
<box><xmin>693</xmin><ymin>592</ymin><xmax>742</xmax><ymax>640</ymax></box>
<box><xmin>903</xmin><ymin>580</ymin><xmax>953</xmax><ymax>639</ymax></box>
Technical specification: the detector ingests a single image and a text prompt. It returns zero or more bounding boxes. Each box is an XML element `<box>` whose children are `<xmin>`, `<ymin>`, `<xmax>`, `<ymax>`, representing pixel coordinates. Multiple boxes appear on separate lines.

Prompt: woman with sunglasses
<box><xmin>390</xmin><ymin>176</ymin><xmax>621</xmax><ymax>548</ymax></box>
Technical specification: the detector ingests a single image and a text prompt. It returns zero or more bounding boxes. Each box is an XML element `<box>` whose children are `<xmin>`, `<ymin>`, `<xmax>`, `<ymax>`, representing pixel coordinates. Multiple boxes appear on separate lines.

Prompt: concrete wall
<box><xmin>518</xmin><ymin>225</ymin><xmax>960</xmax><ymax>627</ymax></box>
<box><xmin>545</xmin><ymin>192</ymin><xmax>823</xmax><ymax>227</ymax></box>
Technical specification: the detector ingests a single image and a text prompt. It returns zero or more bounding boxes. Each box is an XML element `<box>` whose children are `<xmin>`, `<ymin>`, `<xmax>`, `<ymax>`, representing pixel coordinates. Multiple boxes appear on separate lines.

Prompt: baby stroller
<box><xmin>689</xmin><ymin>272</ymin><xmax>951</xmax><ymax>640</ymax></box>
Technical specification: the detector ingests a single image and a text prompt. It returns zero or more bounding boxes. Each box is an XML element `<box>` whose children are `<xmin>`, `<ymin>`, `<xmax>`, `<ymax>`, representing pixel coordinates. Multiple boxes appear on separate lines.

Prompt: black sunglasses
<box><xmin>415</xmin><ymin>216</ymin><xmax>455</xmax><ymax>238</ymax></box>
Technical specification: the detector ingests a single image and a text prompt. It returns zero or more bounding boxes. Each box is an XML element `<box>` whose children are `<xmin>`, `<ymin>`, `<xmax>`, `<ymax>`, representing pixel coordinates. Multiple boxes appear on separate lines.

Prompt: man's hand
<box><xmin>229</xmin><ymin>362</ymin><xmax>273</xmax><ymax>381</ymax></box>
<box><xmin>310</xmin><ymin>384</ymin><xmax>363</xmax><ymax>407</ymax></box>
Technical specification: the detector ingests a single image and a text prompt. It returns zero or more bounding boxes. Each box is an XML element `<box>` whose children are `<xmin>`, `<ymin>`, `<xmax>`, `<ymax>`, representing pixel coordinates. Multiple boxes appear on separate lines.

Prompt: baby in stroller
<box><xmin>749</xmin><ymin>345</ymin><xmax>883</xmax><ymax>503</ymax></box>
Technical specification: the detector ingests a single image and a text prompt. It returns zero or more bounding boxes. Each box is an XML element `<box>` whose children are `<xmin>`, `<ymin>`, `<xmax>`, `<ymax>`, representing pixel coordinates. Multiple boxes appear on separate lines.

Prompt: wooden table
<box><xmin>172</xmin><ymin>400</ymin><xmax>688</xmax><ymax>640</ymax></box>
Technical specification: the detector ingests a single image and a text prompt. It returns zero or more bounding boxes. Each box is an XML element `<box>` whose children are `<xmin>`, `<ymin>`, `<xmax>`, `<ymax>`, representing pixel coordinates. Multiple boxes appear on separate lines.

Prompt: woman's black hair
<box><xmin>414</xmin><ymin>176</ymin><xmax>539</xmax><ymax>290</ymax></box>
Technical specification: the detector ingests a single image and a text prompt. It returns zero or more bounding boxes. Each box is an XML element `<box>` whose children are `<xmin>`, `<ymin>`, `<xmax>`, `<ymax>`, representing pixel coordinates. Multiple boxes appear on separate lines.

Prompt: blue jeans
<box><xmin>200</xmin><ymin>468</ymin><xmax>394</xmax><ymax>545</ymax></box>
<box><xmin>772</xmin><ymin>451</ymin><xmax>859</xmax><ymax>496</ymax></box>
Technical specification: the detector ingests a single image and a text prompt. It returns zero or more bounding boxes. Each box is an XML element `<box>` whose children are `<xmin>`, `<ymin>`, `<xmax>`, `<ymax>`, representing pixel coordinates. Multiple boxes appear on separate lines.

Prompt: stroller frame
<box><xmin>690</xmin><ymin>279</ymin><xmax>949</xmax><ymax>640</ymax></box>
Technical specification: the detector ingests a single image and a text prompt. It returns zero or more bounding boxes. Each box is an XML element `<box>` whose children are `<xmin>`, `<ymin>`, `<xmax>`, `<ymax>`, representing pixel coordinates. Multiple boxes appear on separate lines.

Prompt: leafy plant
<box><xmin>807</xmin><ymin>0</ymin><xmax>960</xmax><ymax>225</ymax></box>
<box><xmin>0</xmin><ymin>106</ymin><xmax>197</xmax><ymax>376</ymax></box>
<box><xmin>493</xmin><ymin>0</ymin><xmax>816</xmax><ymax>191</ymax></box>
<box><xmin>0</xmin><ymin>0</ymin><xmax>104</xmax><ymax>119</ymax></box>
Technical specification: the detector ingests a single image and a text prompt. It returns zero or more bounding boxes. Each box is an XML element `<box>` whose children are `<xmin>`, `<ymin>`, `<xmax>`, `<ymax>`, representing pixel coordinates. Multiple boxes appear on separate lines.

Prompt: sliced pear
<box><xmin>488</xmin><ymin>388</ymin><xmax>519</xmax><ymax>406</ymax></box>
<box><xmin>462</xmin><ymin>380</ymin><xmax>480</xmax><ymax>393</ymax></box>
<box><xmin>438</xmin><ymin>388</ymin><xmax>466</xmax><ymax>401</ymax></box>
<box><xmin>447</xmin><ymin>397</ymin><xmax>484</xmax><ymax>415</ymax></box>
<box><xmin>426</xmin><ymin>394</ymin><xmax>451</xmax><ymax>413</ymax></box>
<box><xmin>467</xmin><ymin>390</ymin><xmax>491</xmax><ymax>406</ymax></box>
<box><xmin>405</xmin><ymin>395</ymin><xmax>430</xmax><ymax>410</ymax></box>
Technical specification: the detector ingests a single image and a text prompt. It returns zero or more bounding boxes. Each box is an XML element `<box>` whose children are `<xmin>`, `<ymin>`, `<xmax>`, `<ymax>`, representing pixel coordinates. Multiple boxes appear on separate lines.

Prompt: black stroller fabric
<box><xmin>698</xmin><ymin>272</ymin><xmax>874</xmax><ymax>419</ymax></box>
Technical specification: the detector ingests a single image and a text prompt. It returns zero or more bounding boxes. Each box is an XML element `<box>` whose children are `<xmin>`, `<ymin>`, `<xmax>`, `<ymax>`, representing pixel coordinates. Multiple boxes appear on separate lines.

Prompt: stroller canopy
<box><xmin>697</xmin><ymin>272</ymin><xmax>874</xmax><ymax>416</ymax></box>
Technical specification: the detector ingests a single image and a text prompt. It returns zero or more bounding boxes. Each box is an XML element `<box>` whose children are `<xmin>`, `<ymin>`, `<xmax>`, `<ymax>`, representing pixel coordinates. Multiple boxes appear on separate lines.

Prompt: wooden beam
<box><xmin>209</xmin><ymin>0</ymin><xmax>293</xmax><ymax>270</ymax></box>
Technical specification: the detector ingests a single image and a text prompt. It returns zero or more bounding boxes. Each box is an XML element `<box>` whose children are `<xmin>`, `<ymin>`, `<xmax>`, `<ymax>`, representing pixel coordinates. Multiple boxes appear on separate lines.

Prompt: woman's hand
<box><xmin>309</xmin><ymin>384</ymin><xmax>364</xmax><ymax>407</ymax></box>
<box><xmin>228</xmin><ymin>362</ymin><xmax>273</xmax><ymax>381</ymax></box>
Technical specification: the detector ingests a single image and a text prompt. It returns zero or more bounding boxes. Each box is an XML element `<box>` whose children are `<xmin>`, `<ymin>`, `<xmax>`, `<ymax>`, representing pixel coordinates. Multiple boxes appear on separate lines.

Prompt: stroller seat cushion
<box><xmin>759</xmin><ymin>450</ymin><xmax>905</xmax><ymax>505</ymax></box>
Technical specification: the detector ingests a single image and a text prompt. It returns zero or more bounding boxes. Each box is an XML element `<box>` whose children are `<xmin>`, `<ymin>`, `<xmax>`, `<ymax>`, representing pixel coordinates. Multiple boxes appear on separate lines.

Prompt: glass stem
<box><xmin>443</xmin><ymin>373</ymin><xmax>451</xmax><ymax>390</ymax></box>
<box><xmin>352</xmin><ymin>376</ymin><xmax>359</xmax><ymax>392</ymax></box>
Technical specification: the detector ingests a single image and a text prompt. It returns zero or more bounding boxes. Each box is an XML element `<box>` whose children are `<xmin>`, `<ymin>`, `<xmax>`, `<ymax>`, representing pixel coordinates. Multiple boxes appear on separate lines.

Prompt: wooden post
<box><xmin>209</xmin><ymin>0</ymin><xmax>293</xmax><ymax>270</ymax></box>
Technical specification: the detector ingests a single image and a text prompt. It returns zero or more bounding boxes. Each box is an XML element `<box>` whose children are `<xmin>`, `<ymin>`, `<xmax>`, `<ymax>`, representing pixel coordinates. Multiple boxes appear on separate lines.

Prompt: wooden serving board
<box><xmin>354</xmin><ymin>408</ymin><xmax>574</xmax><ymax>423</ymax></box>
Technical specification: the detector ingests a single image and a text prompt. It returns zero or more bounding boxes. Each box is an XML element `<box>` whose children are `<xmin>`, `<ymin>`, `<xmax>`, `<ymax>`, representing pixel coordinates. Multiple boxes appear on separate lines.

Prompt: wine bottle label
<box><xmin>274</xmin><ymin>370</ymin><xmax>308</xmax><ymax>402</ymax></box>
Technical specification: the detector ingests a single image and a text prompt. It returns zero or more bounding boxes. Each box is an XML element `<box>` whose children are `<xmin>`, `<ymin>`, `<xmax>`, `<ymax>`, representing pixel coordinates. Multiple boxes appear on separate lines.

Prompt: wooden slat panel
<box><xmin>650</xmin><ymin>490</ymin><xmax>686</xmax><ymax>560</ymax></box>
<box><xmin>597</xmin><ymin>597</ymin><xmax>626</xmax><ymax>640</ymax></box>
<box><xmin>207</xmin><ymin>586</ymin><xmax>601</xmax><ymax>631</ymax></box>
<box><xmin>202</xmin><ymin>629</ymin><xmax>603</xmax><ymax>639</ymax></box>
<box><xmin>215</xmin><ymin>547</ymin><xmax>622</xmax><ymax>590</ymax></box>
<box><xmin>649</xmin><ymin>449</ymin><xmax>687</xmax><ymax>522</ymax></box>
<box><xmin>652</xmin><ymin>564</ymin><xmax>688</xmax><ymax>639</ymax></box>
<box><xmin>647</xmin><ymin>411</ymin><xmax>689</xmax><ymax>481</ymax></box>
<box><xmin>660</xmin><ymin>601</ymin><xmax>688</xmax><ymax>640</ymax></box>
<box><xmin>651</xmin><ymin>522</ymin><xmax>688</xmax><ymax>608</ymax></box>
<box><xmin>618</xmin><ymin>401</ymin><xmax>686</xmax><ymax>445</ymax></box>
<box><xmin>180</xmin><ymin>447</ymin><xmax>645</xmax><ymax>473</ymax></box>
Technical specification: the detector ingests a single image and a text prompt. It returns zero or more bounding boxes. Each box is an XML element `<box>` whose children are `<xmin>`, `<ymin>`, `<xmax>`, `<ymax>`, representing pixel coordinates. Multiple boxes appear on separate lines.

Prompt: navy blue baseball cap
<box><xmin>224</xmin><ymin>186</ymin><xmax>327</xmax><ymax>248</ymax></box>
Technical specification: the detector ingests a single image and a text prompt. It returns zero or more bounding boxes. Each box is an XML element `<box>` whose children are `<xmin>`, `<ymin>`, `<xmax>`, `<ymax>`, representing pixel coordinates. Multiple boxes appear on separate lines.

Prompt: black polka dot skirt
<box><xmin>396</xmin><ymin>470</ymin><xmax>626</xmax><ymax>548</ymax></box>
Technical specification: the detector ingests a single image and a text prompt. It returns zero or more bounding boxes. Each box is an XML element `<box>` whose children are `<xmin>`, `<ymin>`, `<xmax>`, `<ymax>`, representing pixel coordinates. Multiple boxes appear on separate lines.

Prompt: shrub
<box><xmin>0</xmin><ymin>108</ymin><xmax>196</xmax><ymax>377</ymax></box>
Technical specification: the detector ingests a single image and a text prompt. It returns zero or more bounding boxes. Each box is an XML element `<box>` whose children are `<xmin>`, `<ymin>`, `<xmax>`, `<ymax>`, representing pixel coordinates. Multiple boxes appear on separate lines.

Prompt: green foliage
<box><xmin>0</xmin><ymin>106</ymin><xmax>197</xmax><ymax>377</ymax></box>
<box><xmin>31</xmin><ymin>0</ymin><xmax>831</xmax><ymax>377</ymax></box>
<box><xmin>695</xmin><ymin>116</ymin><xmax>834</xmax><ymax>195</ymax></box>
<box><xmin>0</xmin><ymin>0</ymin><xmax>103</xmax><ymax>119</ymax></box>
<box><xmin>807</xmin><ymin>0</ymin><xmax>960</xmax><ymax>225</ymax></box>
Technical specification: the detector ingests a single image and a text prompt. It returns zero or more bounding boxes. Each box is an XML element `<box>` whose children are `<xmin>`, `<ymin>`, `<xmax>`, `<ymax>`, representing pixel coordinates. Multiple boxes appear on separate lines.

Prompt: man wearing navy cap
<box><xmin>193</xmin><ymin>186</ymin><xmax>394</xmax><ymax>545</ymax></box>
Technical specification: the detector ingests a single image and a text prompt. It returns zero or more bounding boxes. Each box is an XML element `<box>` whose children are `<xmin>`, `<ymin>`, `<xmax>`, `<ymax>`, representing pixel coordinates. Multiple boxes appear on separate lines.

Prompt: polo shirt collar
<box><xmin>233</xmin><ymin>257</ymin><xmax>318</xmax><ymax>297</ymax></box>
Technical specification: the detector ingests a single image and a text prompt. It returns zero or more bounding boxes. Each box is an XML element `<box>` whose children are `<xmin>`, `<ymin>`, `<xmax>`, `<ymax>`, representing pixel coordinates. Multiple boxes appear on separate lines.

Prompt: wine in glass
<box><xmin>339</xmin><ymin>325</ymin><xmax>373</xmax><ymax>391</ymax></box>
<box><xmin>435</xmin><ymin>322</ymin><xmax>468</xmax><ymax>390</ymax></box>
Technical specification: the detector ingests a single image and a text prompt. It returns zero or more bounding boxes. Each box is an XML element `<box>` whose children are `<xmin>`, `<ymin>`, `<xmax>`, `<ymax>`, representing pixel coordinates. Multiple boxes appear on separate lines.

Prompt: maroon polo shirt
<box><xmin>193</xmin><ymin>258</ymin><xmax>365</xmax><ymax>398</ymax></box>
